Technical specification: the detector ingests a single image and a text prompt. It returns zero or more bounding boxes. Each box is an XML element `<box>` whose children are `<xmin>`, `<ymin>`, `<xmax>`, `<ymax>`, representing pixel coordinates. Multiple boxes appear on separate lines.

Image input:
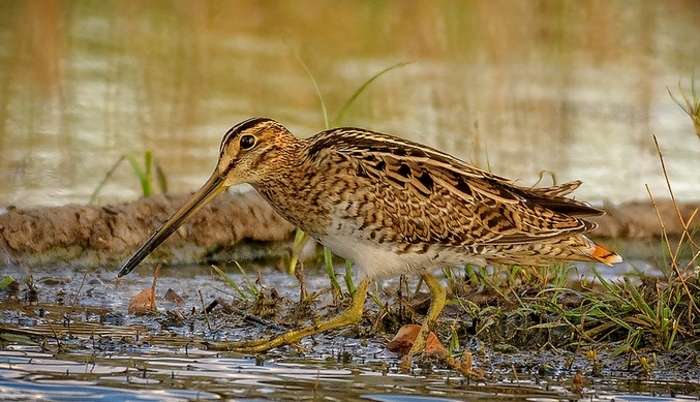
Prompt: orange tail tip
<box><xmin>591</xmin><ymin>243</ymin><xmax>623</xmax><ymax>266</ymax></box>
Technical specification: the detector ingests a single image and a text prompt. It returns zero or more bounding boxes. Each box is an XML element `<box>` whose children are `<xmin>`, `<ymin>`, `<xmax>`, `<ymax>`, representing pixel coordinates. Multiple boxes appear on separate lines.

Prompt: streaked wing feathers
<box><xmin>307</xmin><ymin>128</ymin><xmax>602</xmax><ymax>246</ymax></box>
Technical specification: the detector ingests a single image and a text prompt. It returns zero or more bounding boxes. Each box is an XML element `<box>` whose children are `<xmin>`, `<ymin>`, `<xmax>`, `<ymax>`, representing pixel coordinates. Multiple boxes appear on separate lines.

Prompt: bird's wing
<box><xmin>307</xmin><ymin>128</ymin><xmax>601</xmax><ymax>247</ymax></box>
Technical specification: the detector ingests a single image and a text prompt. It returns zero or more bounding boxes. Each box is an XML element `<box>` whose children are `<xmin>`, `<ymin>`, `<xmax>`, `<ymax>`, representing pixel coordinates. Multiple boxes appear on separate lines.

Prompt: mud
<box><xmin>595</xmin><ymin>200</ymin><xmax>700</xmax><ymax>239</ymax></box>
<box><xmin>0</xmin><ymin>192</ymin><xmax>294</xmax><ymax>269</ymax></box>
<box><xmin>0</xmin><ymin>264</ymin><xmax>698</xmax><ymax>400</ymax></box>
<box><xmin>0</xmin><ymin>192</ymin><xmax>698</xmax><ymax>269</ymax></box>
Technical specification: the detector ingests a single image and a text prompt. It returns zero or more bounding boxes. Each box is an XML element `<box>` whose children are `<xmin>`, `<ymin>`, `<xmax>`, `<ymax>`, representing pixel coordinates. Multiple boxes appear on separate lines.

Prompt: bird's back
<box><xmin>257</xmin><ymin>127</ymin><xmax>621</xmax><ymax>276</ymax></box>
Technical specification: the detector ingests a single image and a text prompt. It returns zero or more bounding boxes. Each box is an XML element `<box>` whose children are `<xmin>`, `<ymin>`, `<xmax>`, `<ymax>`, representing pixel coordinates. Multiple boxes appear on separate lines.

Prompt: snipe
<box><xmin>117</xmin><ymin>117</ymin><xmax>621</xmax><ymax>366</ymax></box>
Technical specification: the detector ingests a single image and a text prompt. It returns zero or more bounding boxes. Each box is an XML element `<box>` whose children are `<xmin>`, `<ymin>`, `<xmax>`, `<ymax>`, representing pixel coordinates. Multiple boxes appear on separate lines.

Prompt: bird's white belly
<box><xmin>316</xmin><ymin>234</ymin><xmax>429</xmax><ymax>278</ymax></box>
<box><xmin>315</xmin><ymin>233</ymin><xmax>485</xmax><ymax>279</ymax></box>
<box><xmin>314</xmin><ymin>214</ymin><xmax>487</xmax><ymax>278</ymax></box>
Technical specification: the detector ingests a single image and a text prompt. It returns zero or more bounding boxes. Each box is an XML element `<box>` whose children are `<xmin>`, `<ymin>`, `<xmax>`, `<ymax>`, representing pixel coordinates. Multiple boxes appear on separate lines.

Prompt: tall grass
<box><xmin>668</xmin><ymin>75</ymin><xmax>700</xmax><ymax>139</ymax></box>
<box><xmin>89</xmin><ymin>151</ymin><xmax>168</xmax><ymax>203</ymax></box>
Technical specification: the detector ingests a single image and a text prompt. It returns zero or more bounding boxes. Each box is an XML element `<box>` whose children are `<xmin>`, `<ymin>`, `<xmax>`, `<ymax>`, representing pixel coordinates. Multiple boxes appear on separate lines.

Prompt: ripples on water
<box><xmin>1</xmin><ymin>2</ymin><xmax>699</xmax><ymax>400</ymax></box>
<box><xmin>1</xmin><ymin>346</ymin><xmax>698</xmax><ymax>401</ymax></box>
<box><xmin>0</xmin><ymin>1</ymin><xmax>699</xmax><ymax>207</ymax></box>
<box><xmin>1</xmin><ymin>265</ymin><xmax>699</xmax><ymax>400</ymax></box>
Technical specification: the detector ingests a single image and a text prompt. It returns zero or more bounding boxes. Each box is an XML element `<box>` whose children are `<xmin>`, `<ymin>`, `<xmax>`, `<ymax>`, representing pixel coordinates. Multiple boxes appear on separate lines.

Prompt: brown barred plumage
<box><xmin>118</xmin><ymin>117</ymin><xmax>621</xmax><ymax>279</ymax></box>
<box><xmin>116</xmin><ymin>117</ymin><xmax>623</xmax><ymax>360</ymax></box>
<box><xmin>245</xmin><ymin>123</ymin><xmax>622</xmax><ymax>277</ymax></box>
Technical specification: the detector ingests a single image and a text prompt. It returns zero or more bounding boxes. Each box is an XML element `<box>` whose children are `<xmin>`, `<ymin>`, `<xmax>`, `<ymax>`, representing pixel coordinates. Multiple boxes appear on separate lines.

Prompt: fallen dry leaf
<box><xmin>387</xmin><ymin>324</ymin><xmax>447</xmax><ymax>357</ymax></box>
<box><xmin>391</xmin><ymin>324</ymin><xmax>485</xmax><ymax>380</ymax></box>
<box><xmin>164</xmin><ymin>288</ymin><xmax>185</xmax><ymax>305</ymax></box>
<box><xmin>128</xmin><ymin>288</ymin><xmax>155</xmax><ymax>314</ymax></box>
<box><xmin>128</xmin><ymin>265</ymin><xmax>160</xmax><ymax>315</ymax></box>
<box><xmin>571</xmin><ymin>371</ymin><xmax>585</xmax><ymax>394</ymax></box>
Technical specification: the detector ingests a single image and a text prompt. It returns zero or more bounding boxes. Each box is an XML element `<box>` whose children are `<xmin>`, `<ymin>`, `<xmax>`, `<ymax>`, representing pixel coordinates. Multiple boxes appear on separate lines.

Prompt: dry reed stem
<box><xmin>644</xmin><ymin>186</ymin><xmax>697</xmax><ymax>317</ymax></box>
<box><xmin>652</xmin><ymin>135</ymin><xmax>700</xmax><ymax>250</ymax></box>
<box><xmin>646</xmin><ymin>136</ymin><xmax>698</xmax><ymax>316</ymax></box>
<box><xmin>199</xmin><ymin>289</ymin><xmax>212</xmax><ymax>332</ymax></box>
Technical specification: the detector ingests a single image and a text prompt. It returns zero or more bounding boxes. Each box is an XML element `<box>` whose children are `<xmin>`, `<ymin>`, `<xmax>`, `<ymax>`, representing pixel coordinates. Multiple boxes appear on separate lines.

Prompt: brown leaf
<box><xmin>387</xmin><ymin>324</ymin><xmax>447</xmax><ymax>357</ymax></box>
<box><xmin>128</xmin><ymin>287</ymin><xmax>156</xmax><ymax>315</ymax></box>
<box><xmin>127</xmin><ymin>265</ymin><xmax>160</xmax><ymax>315</ymax></box>
<box><xmin>164</xmin><ymin>288</ymin><xmax>184</xmax><ymax>305</ymax></box>
<box><xmin>571</xmin><ymin>371</ymin><xmax>585</xmax><ymax>394</ymax></box>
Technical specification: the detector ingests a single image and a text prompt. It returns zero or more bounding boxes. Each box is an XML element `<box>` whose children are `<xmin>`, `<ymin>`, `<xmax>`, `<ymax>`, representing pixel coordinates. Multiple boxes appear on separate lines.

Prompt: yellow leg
<box><xmin>209</xmin><ymin>279</ymin><xmax>369</xmax><ymax>353</ymax></box>
<box><xmin>400</xmin><ymin>272</ymin><xmax>447</xmax><ymax>371</ymax></box>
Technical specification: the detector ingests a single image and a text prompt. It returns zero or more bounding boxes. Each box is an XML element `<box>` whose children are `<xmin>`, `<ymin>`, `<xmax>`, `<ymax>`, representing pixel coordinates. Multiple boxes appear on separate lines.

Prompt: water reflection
<box><xmin>0</xmin><ymin>1</ymin><xmax>698</xmax><ymax>207</ymax></box>
<box><xmin>0</xmin><ymin>374</ymin><xmax>220</xmax><ymax>401</ymax></box>
<box><xmin>1</xmin><ymin>349</ymin><xmax>696</xmax><ymax>401</ymax></box>
<box><xmin>1</xmin><ymin>263</ymin><xmax>699</xmax><ymax>400</ymax></box>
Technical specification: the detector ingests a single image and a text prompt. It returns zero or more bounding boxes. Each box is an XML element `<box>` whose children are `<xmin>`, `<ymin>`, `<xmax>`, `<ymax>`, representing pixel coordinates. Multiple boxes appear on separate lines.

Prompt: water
<box><xmin>1</xmin><ymin>264</ymin><xmax>699</xmax><ymax>400</ymax></box>
<box><xmin>0</xmin><ymin>1</ymin><xmax>699</xmax><ymax>207</ymax></box>
<box><xmin>1</xmin><ymin>348</ymin><xmax>696</xmax><ymax>401</ymax></box>
<box><xmin>1</xmin><ymin>2</ymin><xmax>700</xmax><ymax>400</ymax></box>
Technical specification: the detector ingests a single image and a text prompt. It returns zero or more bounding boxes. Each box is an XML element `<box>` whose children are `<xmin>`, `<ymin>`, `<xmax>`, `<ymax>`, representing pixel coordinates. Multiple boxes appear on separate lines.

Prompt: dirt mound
<box><xmin>0</xmin><ymin>191</ymin><xmax>294</xmax><ymax>269</ymax></box>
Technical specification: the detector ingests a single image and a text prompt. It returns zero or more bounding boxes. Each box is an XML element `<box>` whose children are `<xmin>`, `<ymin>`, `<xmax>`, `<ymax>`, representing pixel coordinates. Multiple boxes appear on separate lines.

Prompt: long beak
<box><xmin>117</xmin><ymin>172</ymin><xmax>226</xmax><ymax>277</ymax></box>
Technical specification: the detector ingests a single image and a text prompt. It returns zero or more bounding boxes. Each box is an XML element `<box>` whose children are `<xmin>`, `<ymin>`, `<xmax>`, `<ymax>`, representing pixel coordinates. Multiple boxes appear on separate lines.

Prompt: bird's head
<box><xmin>117</xmin><ymin>117</ymin><xmax>295</xmax><ymax>277</ymax></box>
<box><xmin>217</xmin><ymin>117</ymin><xmax>297</xmax><ymax>186</ymax></box>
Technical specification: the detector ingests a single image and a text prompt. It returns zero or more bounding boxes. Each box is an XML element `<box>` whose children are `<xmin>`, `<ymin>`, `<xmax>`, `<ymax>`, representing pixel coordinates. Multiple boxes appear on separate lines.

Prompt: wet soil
<box><xmin>0</xmin><ymin>263</ymin><xmax>698</xmax><ymax>400</ymax></box>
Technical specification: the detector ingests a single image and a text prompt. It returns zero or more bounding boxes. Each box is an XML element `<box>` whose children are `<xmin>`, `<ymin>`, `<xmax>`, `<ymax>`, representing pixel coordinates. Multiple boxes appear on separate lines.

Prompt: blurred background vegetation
<box><xmin>0</xmin><ymin>0</ymin><xmax>699</xmax><ymax>207</ymax></box>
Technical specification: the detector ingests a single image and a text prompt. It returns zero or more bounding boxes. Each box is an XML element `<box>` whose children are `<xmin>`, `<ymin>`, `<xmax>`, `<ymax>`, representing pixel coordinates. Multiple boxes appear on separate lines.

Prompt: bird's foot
<box><xmin>206</xmin><ymin>280</ymin><xmax>369</xmax><ymax>354</ymax></box>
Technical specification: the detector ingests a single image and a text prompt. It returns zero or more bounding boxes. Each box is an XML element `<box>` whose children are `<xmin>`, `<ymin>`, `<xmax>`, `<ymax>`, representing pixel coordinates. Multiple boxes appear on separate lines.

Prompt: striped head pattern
<box><xmin>217</xmin><ymin>117</ymin><xmax>299</xmax><ymax>186</ymax></box>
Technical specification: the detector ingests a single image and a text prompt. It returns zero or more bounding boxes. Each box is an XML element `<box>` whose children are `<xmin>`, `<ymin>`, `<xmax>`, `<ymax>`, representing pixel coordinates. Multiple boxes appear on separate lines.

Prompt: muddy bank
<box><xmin>0</xmin><ymin>192</ymin><xmax>697</xmax><ymax>269</ymax></box>
<box><xmin>0</xmin><ymin>192</ymin><xmax>294</xmax><ymax>269</ymax></box>
<box><xmin>596</xmin><ymin>200</ymin><xmax>699</xmax><ymax>238</ymax></box>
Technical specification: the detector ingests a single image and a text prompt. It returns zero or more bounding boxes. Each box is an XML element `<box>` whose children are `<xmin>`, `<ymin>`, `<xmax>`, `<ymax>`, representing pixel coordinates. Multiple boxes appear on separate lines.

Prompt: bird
<box><xmin>117</xmin><ymin>117</ymin><xmax>622</xmax><ymax>365</ymax></box>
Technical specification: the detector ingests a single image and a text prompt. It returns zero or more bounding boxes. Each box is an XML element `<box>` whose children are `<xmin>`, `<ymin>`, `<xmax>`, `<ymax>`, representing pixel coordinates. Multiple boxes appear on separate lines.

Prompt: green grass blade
<box><xmin>344</xmin><ymin>260</ymin><xmax>355</xmax><ymax>296</ymax></box>
<box><xmin>89</xmin><ymin>155</ymin><xmax>125</xmax><ymax>204</ymax></box>
<box><xmin>295</xmin><ymin>52</ymin><xmax>329</xmax><ymax>129</ymax></box>
<box><xmin>126</xmin><ymin>154</ymin><xmax>149</xmax><ymax>198</ymax></box>
<box><xmin>624</xmin><ymin>279</ymin><xmax>656</xmax><ymax>319</ymax></box>
<box><xmin>234</xmin><ymin>261</ymin><xmax>259</xmax><ymax>297</ymax></box>
<box><xmin>323</xmin><ymin>247</ymin><xmax>342</xmax><ymax>299</ymax></box>
<box><xmin>333</xmin><ymin>61</ymin><xmax>411</xmax><ymax>126</ymax></box>
<box><xmin>143</xmin><ymin>150</ymin><xmax>153</xmax><ymax>197</ymax></box>
<box><xmin>155</xmin><ymin>161</ymin><xmax>169</xmax><ymax>194</ymax></box>
<box><xmin>287</xmin><ymin>228</ymin><xmax>307</xmax><ymax>274</ymax></box>
<box><xmin>211</xmin><ymin>265</ymin><xmax>251</xmax><ymax>301</ymax></box>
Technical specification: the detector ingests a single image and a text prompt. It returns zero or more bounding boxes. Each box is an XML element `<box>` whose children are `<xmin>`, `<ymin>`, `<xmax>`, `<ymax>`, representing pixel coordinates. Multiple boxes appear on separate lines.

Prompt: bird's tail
<box><xmin>586</xmin><ymin>242</ymin><xmax>623</xmax><ymax>266</ymax></box>
<box><xmin>485</xmin><ymin>235</ymin><xmax>623</xmax><ymax>267</ymax></box>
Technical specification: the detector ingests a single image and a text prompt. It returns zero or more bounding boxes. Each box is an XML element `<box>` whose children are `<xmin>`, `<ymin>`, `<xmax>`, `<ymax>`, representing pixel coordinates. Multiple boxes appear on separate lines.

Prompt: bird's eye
<box><xmin>240</xmin><ymin>135</ymin><xmax>256</xmax><ymax>150</ymax></box>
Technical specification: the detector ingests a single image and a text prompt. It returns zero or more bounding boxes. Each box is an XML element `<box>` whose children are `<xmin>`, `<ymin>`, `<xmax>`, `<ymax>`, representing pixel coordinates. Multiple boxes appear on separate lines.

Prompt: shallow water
<box><xmin>0</xmin><ymin>1</ymin><xmax>699</xmax><ymax>207</ymax></box>
<box><xmin>1</xmin><ymin>2</ymin><xmax>699</xmax><ymax>400</ymax></box>
<box><xmin>1</xmin><ymin>346</ymin><xmax>698</xmax><ymax>401</ymax></box>
<box><xmin>1</xmin><ymin>263</ymin><xmax>699</xmax><ymax>401</ymax></box>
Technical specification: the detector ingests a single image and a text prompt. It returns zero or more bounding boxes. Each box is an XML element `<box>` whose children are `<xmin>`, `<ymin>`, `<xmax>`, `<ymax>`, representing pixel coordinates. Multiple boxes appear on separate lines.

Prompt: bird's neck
<box><xmin>252</xmin><ymin>141</ymin><xmax>332</xmax><ymax>235</ymax></box>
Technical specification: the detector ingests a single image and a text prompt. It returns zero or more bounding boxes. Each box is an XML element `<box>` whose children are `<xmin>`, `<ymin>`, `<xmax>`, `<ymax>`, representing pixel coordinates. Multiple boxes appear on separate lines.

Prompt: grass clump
<box><xmin>668</xmin><ymin>75</ymin><xmax>700</xmax><ymax>139</ymax></box>
<box><xmin>212</xmin><ymin>263</ymin><xmax>260</xmax><ymax>302</ymax></box>
<box><xmin>445</xmin><ymin>259</ymin><xmax>697</xmax><ymax>354</ymax></box>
